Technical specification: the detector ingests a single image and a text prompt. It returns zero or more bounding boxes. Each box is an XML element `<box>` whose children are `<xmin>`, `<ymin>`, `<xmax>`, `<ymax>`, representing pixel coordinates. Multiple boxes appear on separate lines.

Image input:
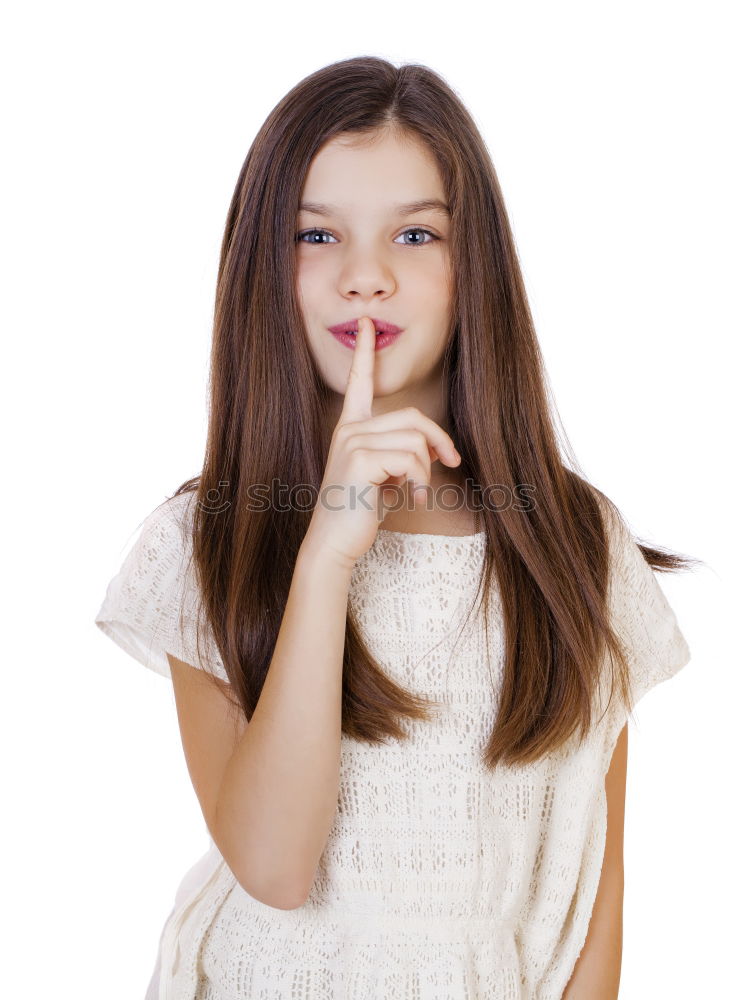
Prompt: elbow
<box><xmin>233</xmin><ymin>863</ymin><xmax>313</xmax><ymax>912</ymax></box>
<box><xmin>212</xmin><ymin>809</ymin><xmax>317</xmax><ymax>911</ymax></box>
<box><xmin>236</xmin><ymin>874</ymin><xmax>310</xmax><ymax>911</ymax></box>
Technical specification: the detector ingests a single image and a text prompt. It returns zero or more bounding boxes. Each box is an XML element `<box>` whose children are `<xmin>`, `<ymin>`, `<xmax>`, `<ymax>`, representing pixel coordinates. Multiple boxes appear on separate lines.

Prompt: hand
<box><xmin>303</xmin><ymin>315</ymin><xmax>462</xmax><ymax>567</ymax></box>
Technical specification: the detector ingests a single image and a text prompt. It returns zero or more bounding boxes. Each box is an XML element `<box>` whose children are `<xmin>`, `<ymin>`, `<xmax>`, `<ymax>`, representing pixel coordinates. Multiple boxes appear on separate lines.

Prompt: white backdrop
<box><xmin>2</xmin><ymin>1</ymin><xmax>729</xmax><ymax>997</ymax></box>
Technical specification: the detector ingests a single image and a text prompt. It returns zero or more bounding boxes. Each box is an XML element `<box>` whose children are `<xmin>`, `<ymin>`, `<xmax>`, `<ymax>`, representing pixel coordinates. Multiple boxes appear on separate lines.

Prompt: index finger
<box><xmin>338</xmin><ymin>315</ymin><xmax>375</xmax><ymax>425</ymax></box>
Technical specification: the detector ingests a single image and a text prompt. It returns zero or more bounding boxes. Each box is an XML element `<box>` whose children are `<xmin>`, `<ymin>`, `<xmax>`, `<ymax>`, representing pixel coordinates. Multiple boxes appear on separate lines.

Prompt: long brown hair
<box><xmin>169</xmin><ymin>55</ymin><xmax>697</xmax><ymax>769</ymax></box>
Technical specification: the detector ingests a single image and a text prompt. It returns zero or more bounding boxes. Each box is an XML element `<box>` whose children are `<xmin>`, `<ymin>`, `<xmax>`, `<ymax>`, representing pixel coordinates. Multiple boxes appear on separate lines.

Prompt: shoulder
<box><xmin>589</xmin><ymin>490</ymin><xmax>648</xmax><ymax>589</ymax></box>
<box><xmin>148</xmin><ymin>489</ymin><xmax>197</xmax><ymax>535</ymax></box>
<box><xmin>590</xmin><ymin>489</ymin><xmax>629</xmax><ymax>552</ymax></box>
<box><xmin>596</xmin><ymin>496</ymin><xmax>691</xmax><ymax>699</ymax></box>
<box><xmin>95</xmin><ymin>487</ymin><xmax>224</xmax><ymax>681</ymax></box>
<box><xmin>96</xmin><ymin>488</ymin><xmax>200</xmax><ymax>629</ymax></box>
<box><xmin>135</xmin><ymin>490</ymin><xmax>197</xmax><ymax>560</ymax></box>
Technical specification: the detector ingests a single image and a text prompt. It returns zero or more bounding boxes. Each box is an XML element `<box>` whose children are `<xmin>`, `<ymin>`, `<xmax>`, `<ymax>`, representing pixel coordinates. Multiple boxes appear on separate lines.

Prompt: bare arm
<box><xmin>562</xmin><ymin>723</ymin><xmax>627</xmax><ymax>999</ymax></box>
<box><xmin>212</xmin><ymin>318</ymin><xmax>457</xmax><ymax>910</ymax></box>
<box><xmin>175</xmin><ymin>317</ymin><xmax>458</xmax><ymax>913</ymax></box>
<box><xmin>213</xmin><ymin>541</ymin><xmax>354</xmax><ymax>910</ymax></box>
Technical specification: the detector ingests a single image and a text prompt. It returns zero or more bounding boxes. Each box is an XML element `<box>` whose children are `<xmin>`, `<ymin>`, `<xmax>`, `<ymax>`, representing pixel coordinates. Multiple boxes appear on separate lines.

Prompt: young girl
<box><xmin>95</xmin><ymin>56</ymin><xmax>694</xmax><ymax>1000</ymax></box>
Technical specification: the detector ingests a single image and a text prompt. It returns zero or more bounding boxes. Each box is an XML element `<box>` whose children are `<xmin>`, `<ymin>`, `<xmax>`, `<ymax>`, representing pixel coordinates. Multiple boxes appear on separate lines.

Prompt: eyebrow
<box><xmin>298</xmin><ymin>199</ymin><xmax>451</xmax><ymax>219</ymax></box>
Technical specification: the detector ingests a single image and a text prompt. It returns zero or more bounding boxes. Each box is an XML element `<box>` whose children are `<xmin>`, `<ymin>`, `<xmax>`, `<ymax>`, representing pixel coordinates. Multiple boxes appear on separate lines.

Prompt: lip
<box><xmin>327</xmin><ymin>317</ymin><xmax>404</xmax><ymax>336</ymax></box>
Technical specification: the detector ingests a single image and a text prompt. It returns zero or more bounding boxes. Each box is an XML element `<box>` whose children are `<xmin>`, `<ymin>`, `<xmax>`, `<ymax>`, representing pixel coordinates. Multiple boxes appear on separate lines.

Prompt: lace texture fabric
<box><xmin>95</xmin><ymin>492</ymin><xmax>691</xmax><ymax>1000</ymax></box>
<box><xmin>95</xmin><ymin>493</ymin><xmax>228</xmax><ymax>684</ymax></box>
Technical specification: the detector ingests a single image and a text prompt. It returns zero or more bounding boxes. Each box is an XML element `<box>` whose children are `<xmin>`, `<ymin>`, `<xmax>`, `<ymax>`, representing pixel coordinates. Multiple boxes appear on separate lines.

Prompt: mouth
<box><xmin>327</xmin><ymin>318</ymin><xmax>404</xmax><ymax>336</ymax></box>
<box><xmin>327</xmin><ymin>317</ymin><xmax>405</xmax><ymax>352</ymax></box>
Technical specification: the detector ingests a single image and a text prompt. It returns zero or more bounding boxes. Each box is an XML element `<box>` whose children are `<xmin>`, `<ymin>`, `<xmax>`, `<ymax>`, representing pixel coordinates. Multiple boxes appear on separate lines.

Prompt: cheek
<box><xmin>296</xmin><ymin>261</ymin><xmax>326</xmax><ymax>319</ymax></box>
<box><xmin>407</xmin><ymin>250</ymin><xmax>451</xmax><ymax>297</ymax></box>
<box><xmin>413</xmin><ymin>276</ymin><xmax>452</xmax><ymax>327</ymax></box>
<box><xmin>295</xmin><ymin>257</ymin><xmax>315</xmax><ymax>303</ymax></box>
<box><xmin>296</xmin><ymin>252</ymin><xmax>331</xmax><ymax>287</ymax></box>
<box><xmin>295</xmin><ymin>274</ymin><xmax>321</xmax><ymax>357</ymax></box>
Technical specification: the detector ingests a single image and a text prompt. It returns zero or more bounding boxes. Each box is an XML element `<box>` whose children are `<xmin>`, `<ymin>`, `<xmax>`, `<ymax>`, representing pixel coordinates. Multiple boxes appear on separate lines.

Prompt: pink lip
<box><xmin>327</xmin><ymin>318</ymin><xmax>404</xmax><ymax>336</ymax></box>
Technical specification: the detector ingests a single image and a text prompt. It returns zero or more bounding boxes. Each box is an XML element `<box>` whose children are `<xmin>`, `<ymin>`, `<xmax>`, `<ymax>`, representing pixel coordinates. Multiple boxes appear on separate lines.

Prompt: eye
<box><xmin>394</xmin><ymin>227</ymin><xmax>439</xmax><ymax>246</ymax></box>
<box><xmin>294</xmin><ymin>227</ymin><xmax>440</xmax><ymax>246</ymax></box>
<box><xmin>296</xmin><ymin>228</ymin><xmax>337</xmax><ymax>245</ymax></box>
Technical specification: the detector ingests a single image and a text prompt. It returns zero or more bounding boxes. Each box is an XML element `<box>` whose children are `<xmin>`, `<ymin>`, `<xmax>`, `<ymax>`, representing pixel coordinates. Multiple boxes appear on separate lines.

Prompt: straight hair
<box><xmin>168</xmin><ymin>56</ymin><xmax>697</xmax><ymax>769</ymax></box>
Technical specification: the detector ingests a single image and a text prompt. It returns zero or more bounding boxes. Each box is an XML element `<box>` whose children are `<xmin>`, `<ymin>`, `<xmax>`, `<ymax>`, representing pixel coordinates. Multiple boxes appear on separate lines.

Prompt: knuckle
<box><xmin>333</xmin><ymin>421</ymin><xmax>352</xmax><ymax>441</ymax></box>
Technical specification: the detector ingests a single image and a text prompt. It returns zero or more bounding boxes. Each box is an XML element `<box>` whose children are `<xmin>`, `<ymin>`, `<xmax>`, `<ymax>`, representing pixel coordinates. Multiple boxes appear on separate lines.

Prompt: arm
<box><xmin>213</xmin><ymin>540</ymin><xmax>354</xmax><ymax>910</ymax></box>
<box><xmin>562</xmin><ymin>723</ymin><xmax>627</xmax><ymax>1000</ymax></box>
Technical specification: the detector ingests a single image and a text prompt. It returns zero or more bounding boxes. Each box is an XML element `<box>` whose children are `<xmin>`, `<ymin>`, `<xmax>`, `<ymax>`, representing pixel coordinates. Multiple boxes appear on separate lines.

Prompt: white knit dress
<box><xmin>94</xmin><ymin>490</ymin><xmax>691</xmax><ymax>1000</ymax></box>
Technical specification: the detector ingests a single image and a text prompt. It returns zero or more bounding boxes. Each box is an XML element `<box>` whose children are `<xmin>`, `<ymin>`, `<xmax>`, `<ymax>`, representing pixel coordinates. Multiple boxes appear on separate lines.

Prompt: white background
<box><xmin>2</xmin><ymin>1</ymin><xmax>729</xmax><ymax>997</ymax></box>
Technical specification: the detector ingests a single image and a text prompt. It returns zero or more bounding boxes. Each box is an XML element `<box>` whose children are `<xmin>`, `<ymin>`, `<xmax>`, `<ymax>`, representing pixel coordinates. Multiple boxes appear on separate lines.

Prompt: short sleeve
<box><xmin>598</xmin><ymin>506</ymin><xmax>692</xmax><ymax>758</ymax></box>
<box><xmin>94</xmin><ymin>494</ymin><xmax>229</xmax><ymax>683</ymax></box>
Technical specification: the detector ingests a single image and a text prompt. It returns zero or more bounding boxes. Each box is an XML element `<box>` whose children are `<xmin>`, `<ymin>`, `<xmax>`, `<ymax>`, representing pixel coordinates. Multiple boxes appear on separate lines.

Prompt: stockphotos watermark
<box><xmin>195</xmin><ymin>479</ymin><xmax>537</xmax><ymax>516</ymax></box>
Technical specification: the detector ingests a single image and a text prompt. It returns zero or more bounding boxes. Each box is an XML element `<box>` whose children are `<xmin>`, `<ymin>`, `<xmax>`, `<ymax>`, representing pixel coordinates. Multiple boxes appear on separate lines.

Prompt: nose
<box><xmin>337</xmin><ymin>246</ymin><xmax>396</xmax><ymax>300</ymax></box>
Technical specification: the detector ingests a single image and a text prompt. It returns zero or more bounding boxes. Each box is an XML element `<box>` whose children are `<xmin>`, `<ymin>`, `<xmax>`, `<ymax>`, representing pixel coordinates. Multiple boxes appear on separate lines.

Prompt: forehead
<box><xmin>299</xmin><ymin>132</ymin><xmax>449</xmax><ymax>218</ymax></box>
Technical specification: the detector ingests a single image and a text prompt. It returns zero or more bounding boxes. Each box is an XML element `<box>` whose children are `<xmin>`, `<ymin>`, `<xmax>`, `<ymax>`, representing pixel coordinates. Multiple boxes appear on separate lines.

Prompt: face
<box><xmin>296</xmin><ymin>129</ymin><xmax>454</xmax><ymax>425</ymax></box>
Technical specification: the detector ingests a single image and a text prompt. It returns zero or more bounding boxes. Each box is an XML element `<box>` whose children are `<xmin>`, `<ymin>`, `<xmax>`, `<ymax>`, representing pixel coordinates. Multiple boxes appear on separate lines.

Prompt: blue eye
<box><xmin>394</xmin><ymin>228</ymin><xmax>438</xmax><ymax>246</ymax></box>
<box><xmin>295</xmin><ymin>227</ymin><xmax>439</xmax><ymax>246</ymax></box>
<box><xmin>296</xmin><ymin>229</ymin><xmax>337</xmax><ymax>245</ymax></box>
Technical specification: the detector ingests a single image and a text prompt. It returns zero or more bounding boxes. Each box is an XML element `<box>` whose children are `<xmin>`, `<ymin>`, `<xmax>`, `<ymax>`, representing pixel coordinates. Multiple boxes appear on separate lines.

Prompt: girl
<box><xmin>95</xmin><ymin>56</ymin><xmax>695</xmax><ymax>1000</ymax></box>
